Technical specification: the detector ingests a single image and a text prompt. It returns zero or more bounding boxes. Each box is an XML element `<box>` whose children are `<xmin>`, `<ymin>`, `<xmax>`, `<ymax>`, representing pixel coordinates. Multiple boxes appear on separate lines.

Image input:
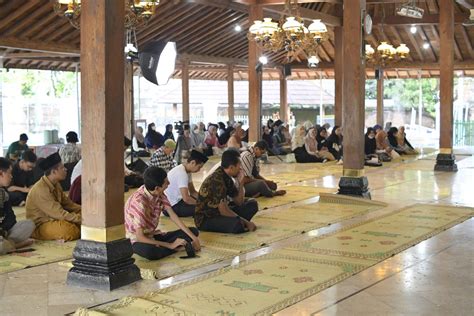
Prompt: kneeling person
<box><xmin>0</xmin><ymin>158</ymin><xmax>35</xmax><ymax>254</ymax></box>
<box><xmin>26</xmin><ymin>153</ymin><xmax>81</xmax><ymax>241</ymax></box>
<box><xmin>195</xmin><ymin>150</ymin><xmax>258</xmax><ymax>234</ymax></box>
<box><xmin>240</xmin><ymin>141</ymin><xmax>286</xmax><ymax>198</ymax></box>
<box><xmin>165</xmin><ymin>150</ymin><xmax>208</xmax><ymax>217</ymax></box>
<box><xmin>125</xmin><ymin>166</ymin><xmax>200</xmax><ymax>260</ymax></box>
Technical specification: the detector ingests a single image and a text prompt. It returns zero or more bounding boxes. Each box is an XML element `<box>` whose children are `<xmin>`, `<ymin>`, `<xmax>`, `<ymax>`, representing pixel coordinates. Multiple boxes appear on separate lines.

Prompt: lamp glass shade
<box><xmin>139</xmin><ymin>40</ymin><xmax>177</xmax><ymax>86</ymax></box>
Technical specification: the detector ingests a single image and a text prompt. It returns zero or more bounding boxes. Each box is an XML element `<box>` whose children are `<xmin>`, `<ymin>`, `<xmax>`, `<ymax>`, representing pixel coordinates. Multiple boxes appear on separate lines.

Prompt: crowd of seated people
<box><xmin>0</xmin><ymin>120</ymin><xmax>419</xmax><ymax>260</ymax></box>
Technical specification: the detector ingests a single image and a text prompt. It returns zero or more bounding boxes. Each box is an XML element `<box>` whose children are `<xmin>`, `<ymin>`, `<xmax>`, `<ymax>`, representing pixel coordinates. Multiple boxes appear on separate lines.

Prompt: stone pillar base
<box><xmin>67</xmin><ymin>238</ymin><xmax>141</xmax><ymax>291</ymax></box>
<box><xmin>338</xmin><ymin>176</ymin><xmax>371</xmax><ymax>199</ymax></box>
<box><xmin>434</xmin><ymin>153</ymin><xmax>458</xmax><ymax>172</ymax></box>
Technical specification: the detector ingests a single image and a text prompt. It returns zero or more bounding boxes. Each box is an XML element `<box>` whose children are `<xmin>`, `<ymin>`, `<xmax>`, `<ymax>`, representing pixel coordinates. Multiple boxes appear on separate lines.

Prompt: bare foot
<box><xmin>274</xmin><ymin>190</ymin><xmax>286</xmax><ymax>196</ymax></box>
<box><xmin>15</xmin><ymin>238</ymin><xmax>34</xmax><ymax>249</ymax></box>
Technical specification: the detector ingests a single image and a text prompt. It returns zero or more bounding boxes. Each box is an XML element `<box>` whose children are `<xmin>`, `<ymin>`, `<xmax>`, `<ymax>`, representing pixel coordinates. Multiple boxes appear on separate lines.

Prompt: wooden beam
<box><xmin>373</xmin><ymin>14</ymin><xmax>467</xmax><ymax>25</ymax></box>
<box><xmin>0</xmin><ymin>37</ymin><xmax>79</xmax><ymax>55</ymax></box>
<box><xmin>341</xmin><ymin>0</ymin><xmax>366</xmax><ymax>178</ymax></box>
<box><xmin>178</xmin><ymin>53</ymin><xmax>247</xmax><ymax>66</ymax></box>
<box><xmin>228</xmin><ymin>65</ymin><xmax>235</xmax><ymax>122</ymax></box>
<box><xmin>279</xmin><ymin>68</ymin><xmax>289</xmax><ymax>122</ymax></box>
<box><xmin>439</xmin><ymin>0</ymin><xmax>454</xmax><ymax>151</ymax></box>
<box><xmin>334</xmin><ymin>26</ymin><xmax>343</xmax><ymax>126</ymax></box>
<box><xmin>376</xmin><ymin>70</ymin><xmax>384</xmax><ymax>127</ymax></box>
<box><xmin>264</xmin><ymin>5</ymin><xmax>342</xmax><ymax>26</ymax></box>
<box><xmin>248</xmin><ymin>4</ymin><xmax>263</xmax><ymax>143</ymax></box>
<box><xmin>182</xmin><ymin>59</ymin><xmax>190</xmax><ymax>122</ymax></box>
<box><xmin>456</xmin><ymin>0</ymin><xmax>474</xmax><ymax>9</ymax></box>
<box><xmin>459</xmin><ymin>26</ymin><xmax>474</xmax><ymax>60</ymax></box>
<box><xmin>3</xmin><ymin>52</ymin><xmax>79</xmax><ymax>59</ymax></box>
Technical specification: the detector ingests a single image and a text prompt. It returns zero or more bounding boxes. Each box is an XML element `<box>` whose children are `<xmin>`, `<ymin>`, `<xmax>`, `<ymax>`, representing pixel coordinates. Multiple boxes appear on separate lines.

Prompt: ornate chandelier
<box><xmin>52</xmin><ymin>0</ymin><xmax>159</xmax><ymax>29</ymax></box>
<box><xmin>248</xmin><ymin>0</ymin><xmax>328</xmax><ymax>64</ymax></box>
<box><xmin>365</xmin><ymin>42</ymin><xmax>410</xmax><ymax>68</ymax></box>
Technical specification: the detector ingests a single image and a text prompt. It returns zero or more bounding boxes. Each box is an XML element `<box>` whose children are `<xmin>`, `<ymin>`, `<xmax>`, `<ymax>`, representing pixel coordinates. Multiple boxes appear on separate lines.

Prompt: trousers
<box><xmin>198</xmin><ymin>199</ymin><xmax>259</xmax><ymax>234</ymax></box>
<box><xmin>32</xmin><ymin>220</ymin><xmax>80</xmax><ymax>241</ymax></box>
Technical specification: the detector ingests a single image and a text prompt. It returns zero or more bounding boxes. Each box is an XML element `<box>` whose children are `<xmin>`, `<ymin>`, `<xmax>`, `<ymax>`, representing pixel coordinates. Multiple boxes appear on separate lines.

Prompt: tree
<box><xmin>383</xmin><ymin>78</ymin><xmax>439</xmax><ymax>117</ymax></box>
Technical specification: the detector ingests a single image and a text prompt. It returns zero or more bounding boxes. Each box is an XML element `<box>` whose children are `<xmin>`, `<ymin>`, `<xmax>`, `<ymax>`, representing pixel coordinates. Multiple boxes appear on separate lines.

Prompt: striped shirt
<box><xmin>149</xmin><ymin>147</ymin><xmax>176</xmax><ymax>172</ymax></box>
<box><xmin>240</xmin><ymin>147</ymin><xmax>260</xmax><ymax>179</ymax></box>
<box><xmin>124</xmin><ymin>185</ymin><xmax>171</xmax><ymax>243</ymax></box>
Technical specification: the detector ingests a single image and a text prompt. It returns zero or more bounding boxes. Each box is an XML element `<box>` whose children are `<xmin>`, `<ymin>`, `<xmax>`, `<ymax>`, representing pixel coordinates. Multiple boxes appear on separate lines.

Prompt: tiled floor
<box><xmin>0</xmin><ymin>152</ymin><xmax>472</xmax><ymax>315</ymax></box>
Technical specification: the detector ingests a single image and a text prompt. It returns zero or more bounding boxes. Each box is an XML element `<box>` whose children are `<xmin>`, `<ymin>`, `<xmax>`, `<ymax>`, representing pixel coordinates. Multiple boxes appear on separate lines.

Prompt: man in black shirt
<box><xmin>7</xmin><ymin>151</ymin><xmax>37</xmax><ymax>206</ymax></box>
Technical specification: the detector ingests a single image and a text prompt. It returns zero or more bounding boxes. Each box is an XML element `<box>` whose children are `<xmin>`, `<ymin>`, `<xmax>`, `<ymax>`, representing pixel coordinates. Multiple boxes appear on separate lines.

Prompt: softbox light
<box><xmin>139</xmin><ymin>40</ymin><xmax>177</xmax><ymax>85</ymax></box>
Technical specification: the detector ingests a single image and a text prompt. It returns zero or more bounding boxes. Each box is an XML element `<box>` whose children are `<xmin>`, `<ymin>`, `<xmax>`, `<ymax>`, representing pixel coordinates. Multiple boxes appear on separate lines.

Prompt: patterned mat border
<box><xmin>288</xmin><ymin>203</ymin><xmax>474</xmax><ymax>261</ymax></box>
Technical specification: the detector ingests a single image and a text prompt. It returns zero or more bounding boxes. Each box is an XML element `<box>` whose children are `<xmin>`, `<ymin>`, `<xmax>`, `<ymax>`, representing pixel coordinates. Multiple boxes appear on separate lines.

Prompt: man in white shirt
<box><xmin>165</xmin><ymin>150</ymin><xmax>208</xmax><ymax>217</ymax></box>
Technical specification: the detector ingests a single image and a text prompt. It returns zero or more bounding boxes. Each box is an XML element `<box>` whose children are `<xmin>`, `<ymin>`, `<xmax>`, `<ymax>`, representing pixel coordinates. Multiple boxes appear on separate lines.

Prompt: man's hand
<box><xmin>245</xmin><ymin>221</ymin><xmax>257</xmax><ymax>232</ymax></box>
<box><xmin>192</xmin><ymin>238</ymin><xmax>201</xmax><ymax>252</ymax></box>
<box><xmin>166</xmin><ymin>238</ymin><xmax>187</xmax><ymax>249</ymax></box>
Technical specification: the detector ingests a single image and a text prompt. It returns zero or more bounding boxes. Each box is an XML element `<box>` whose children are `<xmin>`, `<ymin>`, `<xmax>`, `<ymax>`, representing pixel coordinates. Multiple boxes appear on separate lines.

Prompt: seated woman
<box><xmin>316</xmin><ymin>127</ymin><xmax>329</xmax><ymax>151</ymax></box>
<box><xmin>305</xmin><ymin>127</ymin><xmax>335</xmax><ymax>162</ymax></box>
<box><xmin>190</xmin><ymin>123</ymin><xmax>209</xmax><ymax>155</ymax></box>
<box><xmin>226</xmin><ymin>124</ymin><xmax>245</xmax><ymax>150</ymax></box>
<box><xmin>132</xmin><ymin>126</ymin><xmax>150</xmax><ymax>157</ymax></box>
<box><xmin>163</xmin><ymin>124</ymin><xmax>175</xmax><ymax>141</ymax></box>
<box><xmin>291</xmin><ymin>125</ymin><xmax>322</xmax><ymax>163</ymax></box>
<box><xmin>175</xmin><ymin>125</ymin><xmax>193</xmax><ymax>165</ymax></box>
<box><xmin>205</xmin><ymin>125</ymin><xmax>225</xmax><ymax>155</ymax></box>
<box><xmin>397</xmin><ymin>126</ymin><xmax>417</xmax><ymax>154</ymax></box>
<box><xmin>326</xmin><ymin>126</ymin><xmax>343</xmax><ymax>162</ymax></box>
<box><xmin>375</xmin><ymin>128</ymin><xmax>400</xmax><ymax>160</ymax></box>
<box><xmin>125</xmin><ymin>166</ymin><xmax>200</xmax><ymax>261</ymax></box>
<box><xmin>59</xmin><ymin>131</ymin><xmax>81</xmax><ymax>164</ymax></box>
<box><xmin>387</xmin><ymin>127</ymin><xmax>407</xmax><ymax>155</ymax></box>
<box><xmin>273</xmin><ymin>124</ymin><xmax>292</xmax><ymax>154</ymax></box>
<box><xmin>145</xmin><ymin>123</ymin><xmax>165</xmax><ymax>149</ymax></box>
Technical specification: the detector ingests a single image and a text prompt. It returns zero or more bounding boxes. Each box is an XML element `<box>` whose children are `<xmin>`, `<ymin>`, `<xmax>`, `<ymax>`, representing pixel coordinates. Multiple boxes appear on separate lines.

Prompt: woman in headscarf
<box><xmin>387</xmin><ymin>127</ymin><xmax>406</xmax><ymax>154</ymax></box>
<box><xmin>145</xmin><ymin>123</ymin><xmax>165</xmax><ymax>149</ymax></box>
<box><xmin>376</xmin><ymin>129</ymin><xmax>400</xmax><ymax>160</ymax></box>
<box><xmin>291</xmin><ymin>125</ymin><xmax>321</xmax><ymax>163</ymax></box>
<box><xmin>397</xmin><ymin>126</ymin><xmax>417</xmax><ymax>154</ymax></box>
<box><xmin>204</xmin><ymin>125</ymin><xmax>225</xmax><ymax>155</ymax></box>
<box><xmin>316</xmin><ymin>127</ymin><xmax>329</xmax><ymax>151</ymax></box>
<box><xmin>364</xmin><ymin>127</ymin><xmax>377</xmax><ymax>156</ymax></box>
<box><xmin>326</xmin><ymin>125</ymin><xmax>343</xmax><ymax>161</ymax></box>
<box><xmin>132</xmin><ymin>126</ymin><xmax>150</xmax><ymax>157</ymax></box>
<box><xmin>175</xmin><ymin>124</ymin><xmax>193</xmax><ymax>165</ymax></box>
<box><xmin>163</xmin><ymin>124</ymin><xmax>175</xmax><ymax>141</ymax></box>
<box><xmin>190</xmin><ymin>122</ymin><xmax>206</xmax><ymax>151</ymax></box>
<box><xmin>305</xmin><ymin>127</ymin><xmax>335</xmax><ymax>162</ymax></box>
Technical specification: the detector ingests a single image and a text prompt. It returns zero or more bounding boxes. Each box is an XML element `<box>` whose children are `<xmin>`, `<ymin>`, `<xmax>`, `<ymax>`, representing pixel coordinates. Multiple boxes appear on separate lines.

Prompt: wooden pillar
<box><xmin>227</xmin><ymin>65</ymin><xmax>235</xmax><ymax>123</ymax></box>
<box><xmin>435</xmin><ymin>0</ymin><xmax>457</xmax><ymax>171</ymax></box>
<box><xmin>334</xmin><ymin>26</ymin><xmax>343</xmax><ymax>127</ymax></box>
<box><xmin>124</xmin><ymin>62</ymin><xmax>133</xmax><ymax>138</ymax></box>
<box><xmin>67</xmin><ymin>0</ymin><xmax>140</xmax><ymax>291</ymax></box>
<box><xmin>182</xmin><ymin>59</ymin><xmax>190</xmax><ymax>122</ymax></box>
<box><xmin>338</xmin><ymin>0</ymin><xmax>370</xmax><ymax>198</ymax></box>
<box><xmin>248</xmin><ymin>4</ymin><xmax>263</xmax><ymax>142</ymax></box>
<box><xmin>279</xmin><ymin>69</ymin><xmax>289</xmax><ymax>123</ymax></box>
<box><xmin>376</xmin><ymin>69</ymin><xmax>384</xmax><ymax>127</ymax></box>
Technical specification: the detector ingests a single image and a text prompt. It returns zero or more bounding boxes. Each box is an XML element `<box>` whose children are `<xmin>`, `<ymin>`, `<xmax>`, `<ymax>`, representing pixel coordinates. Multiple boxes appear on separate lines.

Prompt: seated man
<box><xmin>149</xmin><ymin>139</ymin><xmax>177</xmax><ymax>172</ymax></box>
<box><xmin>6</xmin><ymin>133</ymin><xmax>29</xmax><ymax>161</ymax></box>
<box><xmin>124</xmin><ymin>136</ymin><xmax>144</xmax><ymax>188</ymax></box>
<box><xmin>125</xmin><ymin>166</ymin><xmax>200</xmax><ymax>260</ymax></box>
<box><xmin>0</xmin><ymin>158</ymin><xmax>35</xmax><ymax>255</ymax></box>
<box><xmin>7</xmin><ymin>150</ymin><xmax>38</xmax><ymax>206</ymax></box>
<box><xmin>26</xmin><ymin>153</ymin><xmax>81</xmax><ymax>241</ymax></box>
<box><xmin>240</xmin><ymin>141</ymin><xmax>286</xmax><ymax>198</ymax></box>
<box><xmin>164</xmin><ymin>150</ymin><xmax>208</xmax><ymax>217</ymax></box>
<box><xmin>194</xmin><ymin>150</ymin><xmax>258</xmax><ymax>234</ymax></box>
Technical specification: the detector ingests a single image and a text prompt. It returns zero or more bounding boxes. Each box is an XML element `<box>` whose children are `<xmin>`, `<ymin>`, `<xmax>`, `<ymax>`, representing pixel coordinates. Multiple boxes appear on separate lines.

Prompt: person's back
<box><xmin>59</xmin><ymin>131</ymin><xmax>81</xmax><ymax>164</ymax></box>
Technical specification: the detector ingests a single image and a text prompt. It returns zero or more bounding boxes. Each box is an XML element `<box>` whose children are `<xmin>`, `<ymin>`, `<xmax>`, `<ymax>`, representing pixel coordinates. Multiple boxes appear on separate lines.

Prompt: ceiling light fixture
<box><xmin>234</xmin><ymin>25</ymin><xmax>242</xmax><ymax>32</ymax></box>
<box><xmin>248</xmin><ymin>0</ymin><xmax>328</xmax><ymax>65</ymax></box>
<box><xmin>423</xmin><ymin>42</ymin><xmax>430</xmax><ymax>49</ymax></box>
<box><xmin>53</xmin><ymin>0</ymin><xmax>160</xmax><ymax>29</ymax></box>
<box><xmin>410</xmin><ymin>25</ymin><xmax>417</xmax><ymax>34</ymax></box>
<box><xmin>259</xmin><ymin>56</ymin><xmax>268</xmax><ymax>65</ymax></box>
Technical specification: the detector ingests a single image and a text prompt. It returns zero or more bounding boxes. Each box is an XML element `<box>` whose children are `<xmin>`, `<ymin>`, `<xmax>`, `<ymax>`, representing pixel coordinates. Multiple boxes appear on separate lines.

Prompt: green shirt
<box><xmin>7</xmin><ymin>141</ymin><xmax>29</xmax><ymax>160</ymax></box>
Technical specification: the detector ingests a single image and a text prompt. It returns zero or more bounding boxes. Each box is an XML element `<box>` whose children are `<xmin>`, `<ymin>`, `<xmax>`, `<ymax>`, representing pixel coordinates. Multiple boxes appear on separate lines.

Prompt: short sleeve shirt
<box><xmin>164</xmin><ymin>164</ymin><xmax>192</xmax><ymax>206</ymax></box>
<box><xmin>124</xmin><ymin>185</ymin><xmax>171</xmax><ymax>243</ymax></box>
<box><xmin>240</xmin><ymin>147</ymin><xmax>259</xmax><ymax>179</ymax></box>
<box><xmin>194</xmin><ymin>167</ymin><xmax>238</xmax><ymax>227</ymax></box>
<box><xmin>149</xmin><ymin>147</ymin><xmax>177</xmax><ymax>172</ymax></box>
